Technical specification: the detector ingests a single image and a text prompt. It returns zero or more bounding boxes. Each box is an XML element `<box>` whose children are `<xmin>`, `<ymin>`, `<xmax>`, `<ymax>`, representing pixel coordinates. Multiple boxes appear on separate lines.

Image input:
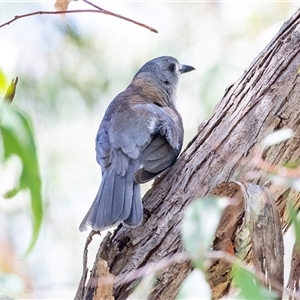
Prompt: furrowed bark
<box><xmin>80</xmin><ymin>8</ymin><xmax>300</xmax><ymax>300</ymax></box>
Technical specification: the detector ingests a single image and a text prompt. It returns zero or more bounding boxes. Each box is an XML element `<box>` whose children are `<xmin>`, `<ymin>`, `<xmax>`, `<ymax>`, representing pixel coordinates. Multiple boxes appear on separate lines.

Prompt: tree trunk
<box><xmin>78</xmin><ymin>8</ymin><xmax>300</xmax><ymax>300</ymax></box>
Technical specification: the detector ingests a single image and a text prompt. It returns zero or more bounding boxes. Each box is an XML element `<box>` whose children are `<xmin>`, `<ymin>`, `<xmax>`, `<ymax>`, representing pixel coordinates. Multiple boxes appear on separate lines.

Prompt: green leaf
<box><xmin>181</xmin><ymin>197</ymin><xmax>228</xmax><ymax>269</ymax></box>
<box><xmin>288</xmin><ymin>201</ymin><xmax>300</xmax><ymax>247</ymax></box>
<box><xmin>4</xmin><ymin>186</ymin><xmax>20</xmax><ymax>198</ymax></box>
<box><xmin>232</xmin><ymin>265</ymin><xmax>277</xmax><ymax>300</ymax></box>
<box><xmin>284</xmin><ymin>160</ymin><xmax>300</xmax><ymax>169</ymax></box>
<box><xmin>177</xmin><ymin>269</ymin><xmax>211</xmax><ymax>299</ymax></box>
<box><xmin>0</xmin><ymin>101</ymin><xmax>43</xmax><ymax>253</ymax></box>
<box><xmin>3</xmin><ymin>77</ymin><xmax>18</xmax><ymax>104</ymax></box>
<box><xmin>0</xmin><ymin>69</ymin><xmax>8</xmax><ymax>94</ymax></box>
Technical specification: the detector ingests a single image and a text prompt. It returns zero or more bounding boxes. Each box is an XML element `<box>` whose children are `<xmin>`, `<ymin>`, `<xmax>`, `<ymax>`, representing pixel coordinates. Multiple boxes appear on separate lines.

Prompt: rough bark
<box><xmin>209</xmin><ymin>182</ymin><xmax>284</xmax><ymax>299</ymax></box>
<box><xmin>80</xmin><ymin>9</ymin><xmax>300</xmax><ymax>300</ymax></box>
<box><xmin>287</xmin><ymin>243</ymin><xmax>300</xmax><ymax>295</ymax></box>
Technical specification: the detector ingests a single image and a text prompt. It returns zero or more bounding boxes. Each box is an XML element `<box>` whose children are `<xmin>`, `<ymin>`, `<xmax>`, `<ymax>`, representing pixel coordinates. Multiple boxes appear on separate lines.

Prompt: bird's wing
<box><xmin>134</xmin><ymin>133</ymin><xmax>175</xmax><ymax>183</ymax></box>
<box><xmin>95</xmin><ymin>129</ymin><xmax>112</xmax><ymax>170</ymax></box>
<box><xmin>95</xmin><ymin>102</ymin><xmax>154</xmax><ymax>176</ymax></box>
<box><xmin>96</xmin><ymin>103</ymin><xmax>183</xmax><ymax>182</ymax></box>
<box><xmin>133</xmin><ymin>104</ymin><xmax>184</xmax><ymax>183</ymax></box>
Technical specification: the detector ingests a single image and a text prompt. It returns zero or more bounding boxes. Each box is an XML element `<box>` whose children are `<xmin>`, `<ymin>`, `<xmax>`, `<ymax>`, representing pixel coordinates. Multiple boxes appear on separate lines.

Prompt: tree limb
<box><xmin>76</xmin><ymin>7</ymin><xmax>300</xmax><ymax>300</ymax></box>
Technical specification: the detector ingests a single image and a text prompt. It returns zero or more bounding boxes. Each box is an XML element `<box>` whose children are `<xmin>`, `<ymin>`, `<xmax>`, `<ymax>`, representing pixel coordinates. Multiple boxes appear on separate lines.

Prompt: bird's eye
<box><xmin>168</xmin><ymin>63</ymin><xmax>176</xmax><ymax>72</ymax></box>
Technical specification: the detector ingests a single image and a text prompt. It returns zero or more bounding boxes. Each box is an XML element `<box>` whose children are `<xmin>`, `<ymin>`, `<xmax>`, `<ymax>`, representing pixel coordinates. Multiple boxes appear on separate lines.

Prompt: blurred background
<box><xmin>0</xmin><ymin>1</ymin><xmax>299</xmax><ymax>298</ymax></box>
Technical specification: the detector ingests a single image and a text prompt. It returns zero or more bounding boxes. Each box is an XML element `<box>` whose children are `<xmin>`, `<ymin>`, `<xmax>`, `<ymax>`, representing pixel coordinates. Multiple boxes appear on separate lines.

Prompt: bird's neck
<box><xmin>130</xmin><ymin>76</ymin><xmax>177</xmax><ymax>108</ymax></box>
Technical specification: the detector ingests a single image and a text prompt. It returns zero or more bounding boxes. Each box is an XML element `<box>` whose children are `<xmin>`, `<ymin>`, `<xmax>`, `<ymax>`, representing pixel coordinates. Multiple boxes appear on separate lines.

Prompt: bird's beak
<box><xmin>179</xmin><ymin>64</ymin><xmax>196</xmax><ymax>74</ymax></box>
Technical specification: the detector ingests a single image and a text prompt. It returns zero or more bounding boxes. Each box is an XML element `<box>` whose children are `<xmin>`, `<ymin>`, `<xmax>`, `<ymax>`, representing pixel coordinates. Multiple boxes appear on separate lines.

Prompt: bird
<box><xmin>79</xmin><ymin>56</ymin><xmax>195</xmax><ymax>232</ymax></box>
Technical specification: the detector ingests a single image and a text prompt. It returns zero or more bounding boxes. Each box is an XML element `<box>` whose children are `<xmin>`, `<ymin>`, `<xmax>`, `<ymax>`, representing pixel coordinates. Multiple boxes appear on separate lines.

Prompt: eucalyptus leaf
<box><xmin>288</xmin><ymin>201</ymin><xmax>300</xmax><ymax>247</ymax></box>
<box><xmin>0</xmin><ymin>271</ymin><xmax>24</xmax><ymax>297</ymax></box>
<box><xmin>181</xmin><ymin>197</ymin><xmax>228</xmax><ymax>269</ymax></box>
<box><xmin>0</xmin><ymin>69</ymin><xmax>7</xmax><ymax>93</ymax></box>
<box><xmin>0</xmin><ymin>101</ymin><xmax>43</xmax><ymax>253</ymax></box>
<box><xmin>232</xmin><ymin>265</ymin><xmax>277</xmax><ymax>300</ymax></box>
<box><xmin>262</xmin><ymin>128</ymin><xmax>293</xmax><ymax>148</ymax></box>
<box><xmin>177</xmin><ymin>269</ymin><xmax>211</xmax><ymax>299</ymax></box>
<box><xmin>3</xmin><ymin>77</ymin><xmax>18</xmax><ymax>104</ymax></box>
<box><xmin>128</xmin><ymin>272</ymin><xmax>156</xmax><ymax>300</ymax></box>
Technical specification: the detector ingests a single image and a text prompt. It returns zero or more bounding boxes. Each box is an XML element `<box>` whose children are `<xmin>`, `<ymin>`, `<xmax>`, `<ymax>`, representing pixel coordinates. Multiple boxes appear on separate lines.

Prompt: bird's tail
<box><xmin>79</xmin><ymin>161</ymin><xmax>143</xmax><ymax>232</ymax></box>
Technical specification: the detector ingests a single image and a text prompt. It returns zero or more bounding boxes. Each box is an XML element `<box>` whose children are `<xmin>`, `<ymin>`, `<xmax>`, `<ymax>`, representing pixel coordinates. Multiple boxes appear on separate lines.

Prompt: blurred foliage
<box><xmin>177</xmin><ymin>269</ymin><xmax>211</xmax><ymax>299</ymax></box>
<box><xmin>3</xmin><ymin>77</ymin><xmax>18</xmax><ymax>104</ymax></box>
<box><xmin>0</xmin><ymin>69</ymin><xmax>7</xmax><ymax>93</ymax></box>
<box><xmin>178</xmin><ymin>197</ymin><xmax>278</xmax><ymax>299</ymax></box>
<box><xmin>0</xmin><ymin>271</ymin><xmax>24</xmax><ymax>299</ymax></box>
<box><xmin>232</xmin><ymin>265</ymin><xmax>277</xmax><ymax>300</ymax></box>
<box><xmin>288</xmin><ymin>201</ymin><xmax>300</xmax><ymax>247</ymax></box>
<box><xmin>262</xmin><ymin>128</ymin><xmax>294</xmax><ymax>149</ymax></box>
<box><xmin>178</xmin><ymin>197</ymin><xmax>227</xmax><ymax>298</ymax></box>
<box><xmin>128</xmin><ymin>272</ymin><xmax>157</xmax><ymax>300</ymax></box>
<box><xmin>18</xmin><ymin>24</ymin><xmax>112</xmax><ymax>116</ymax></box>
<box><xmin>132</xmin><ymin>195</ymin><xmax>298</xmax><ymax>299</ymax></box>
<box><xmin>0</xmin><ymin>75</ymin><xmax>43</xmax><ymax>254</ymax></box>
<box><xmin>262</xmin><ymin>129</ymin><xmax>300</xmax><ymax>195</ymax></box>
<box><xmin>181</xmin><ymin>197</ymin><xmax>228</xmax><ymax>269</ymax></box>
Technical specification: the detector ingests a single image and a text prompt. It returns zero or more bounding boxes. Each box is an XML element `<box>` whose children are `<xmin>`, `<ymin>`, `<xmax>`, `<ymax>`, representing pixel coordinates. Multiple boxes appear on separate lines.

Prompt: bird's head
<box><xmin>133</xmin><ymin>56</ymin><xmax>195</xmax><ymax>106</ymax></box>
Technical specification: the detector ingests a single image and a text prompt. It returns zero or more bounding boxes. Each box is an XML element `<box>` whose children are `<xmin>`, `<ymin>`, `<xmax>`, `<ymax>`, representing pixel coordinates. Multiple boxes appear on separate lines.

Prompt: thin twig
<box><xmin>74</xmin><ymin>230</ymin><xmax>100</xmax><ymax>300</ymax></box>
<box><xmin>252</xmin><ymin>154</ymin><xmax>300</xmax><ymax>178</ymax></box>
<box><xmin>0</xmin><ymin>9</ymin><xmax>158</xmax><ymax>33</ymax></box>
<box><xmin>114</xmin><ymin>252</ymin><xmax>189</xmax><ymax>285</ymax></box>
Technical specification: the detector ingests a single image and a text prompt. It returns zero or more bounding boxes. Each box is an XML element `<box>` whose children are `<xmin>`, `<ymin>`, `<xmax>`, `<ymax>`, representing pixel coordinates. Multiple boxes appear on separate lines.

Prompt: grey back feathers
<box><xmin>79</xmin><ymin>56</ymin><xmax>195</xmax><ymax>232</ymax></box>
